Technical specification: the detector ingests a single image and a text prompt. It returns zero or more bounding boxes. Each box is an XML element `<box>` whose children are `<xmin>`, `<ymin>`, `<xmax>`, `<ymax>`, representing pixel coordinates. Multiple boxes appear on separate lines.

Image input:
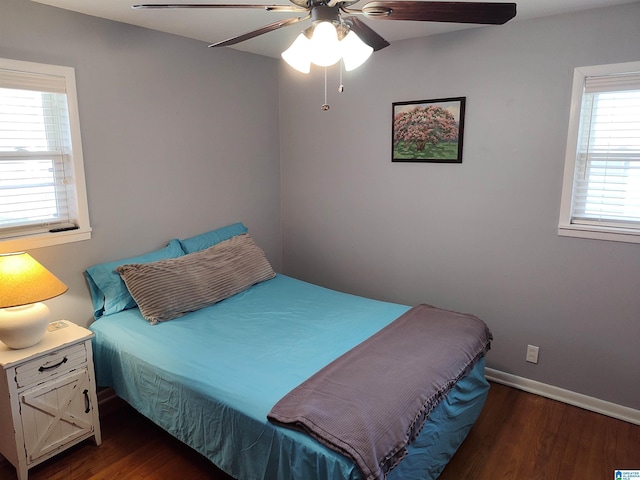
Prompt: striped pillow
<box><xmin>116</xmin><ymin>234</ymin><xmax>275</xmax><ymax>324</ymax></box>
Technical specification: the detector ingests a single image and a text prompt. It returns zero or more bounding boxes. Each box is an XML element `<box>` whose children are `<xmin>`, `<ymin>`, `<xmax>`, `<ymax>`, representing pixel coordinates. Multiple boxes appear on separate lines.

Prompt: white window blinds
<box><xmin>0</xmin><ymin>59</ymin><xmax>90</xmax><ymax>250</ymax></box>
<box><xmin>571</xmin><ymin>74</ymin><xmax>640</xmax><ymax>227</ymax></box>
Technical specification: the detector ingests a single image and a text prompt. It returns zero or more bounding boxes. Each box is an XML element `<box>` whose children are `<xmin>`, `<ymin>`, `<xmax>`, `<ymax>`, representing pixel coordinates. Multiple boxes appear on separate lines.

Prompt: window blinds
<box><xmin>0</xmin><ymin>69</ymin><xmax>67</xmax><ymax>94</ymax></box>
<box><xmin>0</xmin><ymin>68</ymin><xmax>77</xmax><ymax>239</ymax></box>
<box><xmin>571</xmin><ymin>73</ymin><xmax>640</xmax><ymax>228</ymax></box>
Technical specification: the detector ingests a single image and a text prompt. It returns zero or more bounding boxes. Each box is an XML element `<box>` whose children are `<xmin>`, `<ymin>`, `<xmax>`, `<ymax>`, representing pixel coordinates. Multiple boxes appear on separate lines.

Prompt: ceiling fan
<box><xmin>133</xmin><ymin>1</ymin><xmax>516</xmax><ymax>109</ymax></box>
<box><xmin>132</xmin><ymin>1</ymin><xmax>517</xmax><ymax>59</ymax></box>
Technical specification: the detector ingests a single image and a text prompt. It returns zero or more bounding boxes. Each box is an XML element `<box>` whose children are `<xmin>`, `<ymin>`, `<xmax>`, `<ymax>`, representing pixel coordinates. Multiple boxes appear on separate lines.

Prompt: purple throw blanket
<box><xmin>267</xmin><ymin>304</ymin><xmax>492</xmax><ymax>480</ymax></box>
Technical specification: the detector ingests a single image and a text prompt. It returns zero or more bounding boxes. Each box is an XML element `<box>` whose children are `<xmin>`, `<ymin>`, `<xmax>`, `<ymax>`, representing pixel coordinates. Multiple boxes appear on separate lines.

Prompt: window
<box><xmin>559</xmin><ymin>61</ymin><xmax>640</xmax><ymax>244</ymax></box>
<box><xmin>0</xmin><ymin>58</ymin><xmax>90</xmax><ymax>252</ymax></box>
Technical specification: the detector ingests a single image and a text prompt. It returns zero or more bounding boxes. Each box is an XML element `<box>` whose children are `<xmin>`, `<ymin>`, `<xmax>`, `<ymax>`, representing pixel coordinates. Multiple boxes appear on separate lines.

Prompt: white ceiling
<box><xmin>32</xmin><ymin>0</ymin><xmax>637</xmax><ymax>58</ymax></box>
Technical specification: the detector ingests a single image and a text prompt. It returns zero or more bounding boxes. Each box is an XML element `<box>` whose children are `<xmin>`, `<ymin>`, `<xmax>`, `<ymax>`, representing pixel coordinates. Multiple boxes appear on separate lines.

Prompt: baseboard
<box><xmin>485</xmin><ymin>368</ymin><xmax>640</xmax><ymax>426</ymax></box>
<box><xmin>97</xmin><ymin>387</ymin><xmax>118</xmax><ymax>405</ymax></box>
<box><xmin>96</xmin><ymin>387</ymin><xmax>125</xmax><ymax>417</ymax></box>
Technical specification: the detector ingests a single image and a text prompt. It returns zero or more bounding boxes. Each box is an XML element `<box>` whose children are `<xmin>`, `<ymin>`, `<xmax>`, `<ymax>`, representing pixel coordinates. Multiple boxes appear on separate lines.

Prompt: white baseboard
<box><xmin>485</xmin><ymin>368</ymin><xmax>640</xmax><ymax>426</ymax></box>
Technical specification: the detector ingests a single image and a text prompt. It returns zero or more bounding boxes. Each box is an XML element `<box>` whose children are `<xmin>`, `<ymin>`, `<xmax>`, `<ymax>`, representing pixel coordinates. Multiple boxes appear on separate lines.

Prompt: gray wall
<box><xmin>280</xmin><ymin>3</ymin><xmax>640</xmax><ymax>410</ymax></box>
<box><xmin>1</xmin><ymin>0</ymin><xmax>282</xmax><ymax>326</ymax></box>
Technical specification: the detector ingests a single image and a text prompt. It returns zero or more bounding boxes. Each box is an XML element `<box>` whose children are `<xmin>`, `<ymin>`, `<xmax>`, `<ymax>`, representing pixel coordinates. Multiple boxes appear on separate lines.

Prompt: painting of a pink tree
<box><xmin>392</xmin><ymin>97</ymin><xmax>465</xmax><ymax>163</ymax></box>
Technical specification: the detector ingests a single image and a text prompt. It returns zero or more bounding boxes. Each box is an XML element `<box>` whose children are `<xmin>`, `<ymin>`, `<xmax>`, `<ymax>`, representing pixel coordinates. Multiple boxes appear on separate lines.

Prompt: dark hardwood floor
<box><xmin>439</xmin><ymin>383</ymin><xmax>640</xmax><ymax>479</ymax></box>
<box><xmin>1</xmin><ymin>382</ymin><xmax>638</xmax><ymax>479</ymax></box>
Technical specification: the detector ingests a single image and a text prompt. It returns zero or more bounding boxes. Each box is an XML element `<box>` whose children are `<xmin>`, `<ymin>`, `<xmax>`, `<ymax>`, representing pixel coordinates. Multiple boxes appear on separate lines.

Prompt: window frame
<box><xmin>558</xmin><ymin>61</ymin><xmax>640</xmax><ymax>244</ymax></box>
<box><xmin>0</xmin><ymin>58</ymin><xmax>91</xmax><ymax>253</ymax></box>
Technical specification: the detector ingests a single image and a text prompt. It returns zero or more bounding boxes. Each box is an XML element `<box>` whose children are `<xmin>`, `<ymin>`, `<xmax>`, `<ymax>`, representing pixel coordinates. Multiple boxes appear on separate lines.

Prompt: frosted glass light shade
<box><xmin>0</xmin><ymin>252</ymin><xmax>67</xmax><ymax>349</ymax></box>
<box><xmin>341</xmin><ymin>31</ymin><xmax>373</xmax><ymax>71</ymax></box>
<box><xmin>309</xmin><ymin>22</ymin><xmax>342</xmax><ymax>67</ymax></box>
<box><xmin>282</xmin><ymin>22</ymin><xmax>374</xmax><ymax>72</ymax></box>
<box><xmin>282</xmin><ymin>33</ymin><xmax>312</xmax><ymax>74</ymax></box>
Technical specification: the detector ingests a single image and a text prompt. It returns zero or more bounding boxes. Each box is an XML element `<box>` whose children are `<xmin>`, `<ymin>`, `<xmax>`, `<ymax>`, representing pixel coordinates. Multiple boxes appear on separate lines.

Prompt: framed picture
<box><xmin>392</xmin><ymin>97</ymin><xmax>466</xmax><ymax>163</ymax></box>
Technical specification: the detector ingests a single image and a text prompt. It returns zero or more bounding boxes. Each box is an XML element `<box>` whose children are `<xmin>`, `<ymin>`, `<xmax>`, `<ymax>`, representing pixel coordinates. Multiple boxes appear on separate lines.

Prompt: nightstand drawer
<box><xmin>14</xmin><ymin>342</ymin><xmax>88</xmax><ymax>388</ymax></box>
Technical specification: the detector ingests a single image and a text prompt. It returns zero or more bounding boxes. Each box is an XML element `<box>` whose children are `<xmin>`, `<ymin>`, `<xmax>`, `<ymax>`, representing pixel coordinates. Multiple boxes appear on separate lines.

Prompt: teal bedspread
<box><xmin>90</xmin><ymin>274</ymin><xmax>489</xmax><ymax>480</ymax></box>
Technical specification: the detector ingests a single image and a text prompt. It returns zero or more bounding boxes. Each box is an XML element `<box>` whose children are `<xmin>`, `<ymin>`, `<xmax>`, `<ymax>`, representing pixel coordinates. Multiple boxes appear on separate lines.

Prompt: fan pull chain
<box><xmin>321</xmin><ymin>67</ymin><xmax>330</xmax><ymax>111</ymax></box>
<box><xmin>339</xmin><ymin>59</ymin><xmax>344</xmax><ymax>93</ymax></box>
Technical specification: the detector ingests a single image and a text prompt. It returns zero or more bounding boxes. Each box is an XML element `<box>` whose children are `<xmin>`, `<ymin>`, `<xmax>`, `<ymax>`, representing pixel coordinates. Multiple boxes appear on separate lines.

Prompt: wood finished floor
<box><xmin>1</xmin><ymin>382</ymin><xmax>638</xmax><ymax>480</ymax></box>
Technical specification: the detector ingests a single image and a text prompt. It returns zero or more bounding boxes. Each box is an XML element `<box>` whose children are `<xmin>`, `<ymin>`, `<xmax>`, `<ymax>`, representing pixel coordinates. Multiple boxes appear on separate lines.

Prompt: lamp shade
<box><xmin>0</xmin><ymin>253</ymin><xmax>67</xmax><ymax>349</ymax></box>
<box><xmin>341</xmin><ymin>30</ymin><xmax>373</xmax><ymax>71</ymax></box>
<box><xmin>282</xmin><ymin>33</ymin><xmax>312</xmax><ymax>74</ymax></box>
<box><xmin>309</xmin><ymin>21</ymin><xmax>342</xmax><ymax>67</ymax></box>
<box><xmin>0</xmin><ymin>252</ymin><xmax>67</xmax><ymax>308</ymax></box>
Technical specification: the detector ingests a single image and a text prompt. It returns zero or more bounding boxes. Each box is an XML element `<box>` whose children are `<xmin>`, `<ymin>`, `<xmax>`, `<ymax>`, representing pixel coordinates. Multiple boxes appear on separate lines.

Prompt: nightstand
<box><xmin>0</xmin><ymin>321</ymin><xmax>102</xmax><ymax>480</ymax></box>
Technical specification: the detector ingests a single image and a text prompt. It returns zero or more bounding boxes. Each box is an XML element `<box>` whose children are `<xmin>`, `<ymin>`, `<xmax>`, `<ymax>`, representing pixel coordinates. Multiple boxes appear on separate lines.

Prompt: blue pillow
<box><xmin>85</xmin><ymin>239</ymin><xmax>184</xmax><ymax>319</ymax></box>
<box><xmin>179</xmin><ymin>222</ymin><xmax>248</xmax><ymax>254</ymax></box>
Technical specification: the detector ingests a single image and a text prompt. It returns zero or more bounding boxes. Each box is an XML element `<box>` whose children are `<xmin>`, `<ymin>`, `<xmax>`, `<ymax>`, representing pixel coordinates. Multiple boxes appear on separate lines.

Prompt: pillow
<box><xmin>179</xmin><ymin>222</ymin><xmax>248</xmax><ymax>254</ymax></box>
<box><xmin>85</xmin><ymin>239</ymin><xmax>185</xmax><ymax>319</ymax></box>
<box><xmin>116</xmin><ymin>233</ymin><xmax>275</xmax><ymax>324</ymax></box>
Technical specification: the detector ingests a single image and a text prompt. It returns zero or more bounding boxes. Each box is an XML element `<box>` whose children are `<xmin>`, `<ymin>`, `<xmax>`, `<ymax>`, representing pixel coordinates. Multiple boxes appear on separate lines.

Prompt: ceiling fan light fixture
<box><xmin>282</xmin><ymin>21</ymin><xmax>373</xmax><ymax>72</ymax></box>
<box><xmin>309</xmin><ymin>21</ymin><xmax>342</xmax><ymax>67</ymax></box>
<box><xmin>282</xmin><ymin>33</ymin><xmax>312</xmax><ymax>73</ymax></box>
<box><xmin>340</xmin><ymin>30</ymin><xmax>373</xmax><ymax>71</ymax></box>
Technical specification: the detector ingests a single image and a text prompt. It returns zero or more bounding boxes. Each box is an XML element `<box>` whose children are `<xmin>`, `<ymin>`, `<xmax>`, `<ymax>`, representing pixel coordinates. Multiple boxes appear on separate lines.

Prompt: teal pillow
<box><xmin>85</xmin><ymin>239</ymin><xmax>184</xmax><ymax>318</ymax></box>
<box><xmin>179</xmin><ymin>222</ymin><xmax>248</xmax><ymax>254</ymax></box>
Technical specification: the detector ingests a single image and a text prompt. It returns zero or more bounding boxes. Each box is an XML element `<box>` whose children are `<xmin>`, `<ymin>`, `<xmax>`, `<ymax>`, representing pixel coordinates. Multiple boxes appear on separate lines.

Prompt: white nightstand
<box><xmin>0</xmin><ymin>321</ymin><xmax>102</xmax><ymax>480</ymax></box>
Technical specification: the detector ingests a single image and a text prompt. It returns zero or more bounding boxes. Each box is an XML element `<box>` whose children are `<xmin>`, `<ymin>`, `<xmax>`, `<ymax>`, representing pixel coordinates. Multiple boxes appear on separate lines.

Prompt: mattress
<box><xmin>90</xmin><ymin>274</ymin><xmax>489</xmax><ymax>479</ymax></box>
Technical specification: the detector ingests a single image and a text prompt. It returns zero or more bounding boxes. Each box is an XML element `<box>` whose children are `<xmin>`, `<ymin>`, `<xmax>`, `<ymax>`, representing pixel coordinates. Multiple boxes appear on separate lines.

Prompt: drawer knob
<box><xmin>38</xmin><ymin>356</ymin><xmax>68</xmax><ymax>372</ymax></box>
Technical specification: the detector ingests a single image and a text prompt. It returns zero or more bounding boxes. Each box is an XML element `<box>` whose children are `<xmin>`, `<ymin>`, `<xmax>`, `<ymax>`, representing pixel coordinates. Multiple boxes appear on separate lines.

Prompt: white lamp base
<box><xmin>0</xmin><ymin>303</ymin><xmax>51</xmax><ymax>349</ymax></box>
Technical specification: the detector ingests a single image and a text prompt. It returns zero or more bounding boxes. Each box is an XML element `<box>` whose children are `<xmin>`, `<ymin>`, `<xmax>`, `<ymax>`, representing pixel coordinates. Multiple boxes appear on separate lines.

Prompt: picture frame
<box><xmin>392</xmin><ymin>97</ymin><xmax>466</xmax><ymax>163</ymax></box>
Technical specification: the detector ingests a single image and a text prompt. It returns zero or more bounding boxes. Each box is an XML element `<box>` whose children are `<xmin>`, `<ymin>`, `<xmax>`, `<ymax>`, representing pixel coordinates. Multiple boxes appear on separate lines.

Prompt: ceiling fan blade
<box><xmin>208</xmin><ymin>14</ymin><xmax>310</xmax><ymax>47</ymax></box>
<box><xmin>133</xmin><ymin>4</ymin><xmax>308</xmax><ymax>13</ymax></box>
<box><xmin>360</xmin><ymin>1</ymin><xmax>516</xmax><ymax>24</ymax></box>
<box><xmin>343</xmin><ymin>16</ymin><xmax>390</xmax><ymax>51</ymax></box>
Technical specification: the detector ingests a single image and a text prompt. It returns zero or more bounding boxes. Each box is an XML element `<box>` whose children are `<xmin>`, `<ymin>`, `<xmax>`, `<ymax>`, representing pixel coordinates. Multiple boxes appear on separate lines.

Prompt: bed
<box><xmin>86</xmin><ymin>223</ymin><xmax>491</xmax><ymax>480</ymax></box>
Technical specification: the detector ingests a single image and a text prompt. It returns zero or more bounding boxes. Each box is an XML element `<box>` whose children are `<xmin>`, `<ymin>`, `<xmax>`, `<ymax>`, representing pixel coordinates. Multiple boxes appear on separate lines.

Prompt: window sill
<box><xmin>558</xmin><ymin>224</ymin><xmax>640</xmax><ymax>244</ymax></box>
<box><xmin>0</xmin><ymin>228</ymin><xmax>92</xmax><ymax>254</ymax></box>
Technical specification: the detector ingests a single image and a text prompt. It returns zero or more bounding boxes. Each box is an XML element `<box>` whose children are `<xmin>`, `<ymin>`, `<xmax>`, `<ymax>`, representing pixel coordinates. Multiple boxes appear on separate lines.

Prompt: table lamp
<box><xmin>0</xmin><ymin>252</ymin><xmax>68</xmax><ymax>349</ymax></box>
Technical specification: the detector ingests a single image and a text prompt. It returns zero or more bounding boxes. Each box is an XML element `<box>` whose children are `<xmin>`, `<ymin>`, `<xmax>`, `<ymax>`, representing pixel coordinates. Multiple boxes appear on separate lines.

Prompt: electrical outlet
<box><xmin>526</xmin><ymin>344</ymin><xmax>539</xmax><ymax>364</ymax></box>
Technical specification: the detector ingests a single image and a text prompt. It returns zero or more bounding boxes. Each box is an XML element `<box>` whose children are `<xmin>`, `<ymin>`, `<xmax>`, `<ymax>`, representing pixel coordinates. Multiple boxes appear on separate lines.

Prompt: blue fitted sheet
<box><xmin>90</xmin><ymin>274</ymin><xmax>489</xmax><ymax>480</ymax></box>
